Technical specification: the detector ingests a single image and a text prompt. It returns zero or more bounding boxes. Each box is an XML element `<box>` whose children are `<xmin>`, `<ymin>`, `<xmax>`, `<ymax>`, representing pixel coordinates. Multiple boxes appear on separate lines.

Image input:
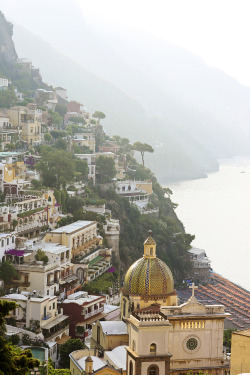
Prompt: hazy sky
<box><xmin>1</xmin><ymin>0</ymin><xmax>250</xmax><ymax>86</ymax></box>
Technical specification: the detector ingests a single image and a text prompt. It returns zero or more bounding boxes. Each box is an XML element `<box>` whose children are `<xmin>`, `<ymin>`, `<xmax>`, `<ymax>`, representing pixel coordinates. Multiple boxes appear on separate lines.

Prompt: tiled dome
<box><xmin>123</xmin><ymin>256</ymin><xmax>174</xmax><ymax>299</ymax></box>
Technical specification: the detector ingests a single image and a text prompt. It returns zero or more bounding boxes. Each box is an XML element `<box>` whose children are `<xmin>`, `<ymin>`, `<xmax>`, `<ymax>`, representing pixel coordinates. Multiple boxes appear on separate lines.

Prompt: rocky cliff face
<box><xmin>0</xmin><ymin>11</ymin><xmax>18</xmax><ymax>76</ymax></box>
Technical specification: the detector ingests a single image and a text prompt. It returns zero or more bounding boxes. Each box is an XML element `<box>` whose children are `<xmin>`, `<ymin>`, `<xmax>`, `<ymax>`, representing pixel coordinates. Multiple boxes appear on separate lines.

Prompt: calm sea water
<box><xmin>167</xmin><ymin>157</ymin><xmax>250</xmax><ymax>291</ymax></box>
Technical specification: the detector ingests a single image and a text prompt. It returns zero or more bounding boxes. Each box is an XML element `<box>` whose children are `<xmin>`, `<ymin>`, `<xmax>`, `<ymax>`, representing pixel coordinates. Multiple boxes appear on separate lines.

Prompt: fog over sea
<box><xmin>167</xmin><ymin>156</ymin><xmax>250</xmax><ymax>291</ymax></box>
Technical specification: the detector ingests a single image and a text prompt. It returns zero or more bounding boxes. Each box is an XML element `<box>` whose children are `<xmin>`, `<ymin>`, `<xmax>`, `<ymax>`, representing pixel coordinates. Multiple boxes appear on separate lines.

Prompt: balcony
<box><xmin>12</xmin><ymin>279</ymin><xmax>30</xmax><ymax>287</ymax></box>
<box><xmin>42</xmin><ymin>312</ymin><xmax>52</xmax><ymax>320</ymax></box>
<box><xmin>83</xmin><ymin>307</ymin><xmax>104</xmax><ymax>319</ymax></box>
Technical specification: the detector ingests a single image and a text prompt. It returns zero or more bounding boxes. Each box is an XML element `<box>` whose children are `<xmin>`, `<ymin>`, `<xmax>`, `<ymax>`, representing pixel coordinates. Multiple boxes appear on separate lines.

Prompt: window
<box><xmin>148</xmin><ymin>365</ymin><xmax>159</xmax><ymax>375</ymax></box>
<box><xmin>53</xmin><ymin>302</ymin><xmax>55</xmax><ymax>309</ymax></box>
<box><xmin>97</xmin><ymin>325</ymin><xmax>100</xmax><ymax>344</ymax></box>
<box><xmin>12</xmin><ymin>237</ymin><xmax>14</xmax><ymax>243</ymax></box>
<box><xmin>7</xmin><ymin>238</ymin><xmax>9</xmax><ymax>245</ymax></box>
<box><xmin>150</xmin><ymin>343</ymin><xmax>156</xmax><ymax>354</ymax></box>
<box><xmin>1</xmin><ymin>240</ymin><xmax>3</xmax><ymax>247</ymax></box>
<box><xmin>150</xmin><ymin>247</ymin><xmax>153</xmax><ymax>256</ymax></box>
<box><xmin>129</xmin><ymin>361</ymin><xmax>133</xmax><ymax>375</ymax></box>
<box><xmin>132</xmin><ymin>340</ymin><xmax>136</xmax><ymax>351</ymax></box>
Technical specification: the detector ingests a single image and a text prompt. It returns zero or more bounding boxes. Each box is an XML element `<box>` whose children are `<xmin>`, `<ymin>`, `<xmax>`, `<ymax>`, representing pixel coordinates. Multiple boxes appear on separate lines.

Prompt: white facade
<box><xmin>0</xmin><ymin>113</ymin><xmax>10</xmax><ymax>128</ymax></box>
<box><xmin>0</xmin><ymin>233</ymin><xmax>16</xmax><ymax>260</ymax></box>
<box><xmin>0</xmin><ymin>77</ymin><xmax>9</xmax><ymax>89</ymax></box>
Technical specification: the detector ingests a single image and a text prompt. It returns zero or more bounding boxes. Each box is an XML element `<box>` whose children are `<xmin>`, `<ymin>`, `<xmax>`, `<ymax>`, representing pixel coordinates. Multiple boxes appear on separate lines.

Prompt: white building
<box><xmin>55</xmin><ymin>87</ymin><xmax>68</xmax><ymax>100</ymax></box>
<box><xmin>3</xmin><ymin>241</ymin><xmax>79</xmax><ymax>297</ymax></box>
<box><xmin>115</xmin><ymin>180</ymin><xmax>153</xmax><ymax>212</ymax></box>
<box><xmin>0</xmin><ymin>232</ymin><xmax>16</xmax><ymax>260</ymax></box>
<box><xmin>0</xmin><ymin>77</ymin><xmax>9</xmax><ymax>89</ymax></box>
<box><xmin>2</xmin><ymin>293</ymin><xmax>70</xmax><ymax>343</ymax></box>
<box><xmin>0</xmin><ymin>112</ymin><xmax>10</xmax><ymax>128</ymax></box>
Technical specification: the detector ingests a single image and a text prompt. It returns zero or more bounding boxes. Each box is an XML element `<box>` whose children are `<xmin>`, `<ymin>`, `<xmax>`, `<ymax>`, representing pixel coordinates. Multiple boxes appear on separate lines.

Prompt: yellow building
<box><xmin>72</xmin><ymin>133</ymin><xmax>95</xmax><ymax>152</ymax></box>
<box><xmin>4</xmin><ymin>161</ymin><xmax>26</xmax><ymax>182</ymax></box>
<box><xmin>231</xmin><ymin>329</ymin><xmax>250</xmax><ymax>375</ymax></box>
<box><xmin>44</xmin><ymin>220</ymin><xmax>102</xmax><ymax>259</ymax></box>
<box><xmin>70</xmin><ymin>350</ymin><xmax>122</xmax><ymax>375</ymax></box>
<box><xmin>91</xmin><ymin>321</ymin><xmax>128</xmax><ymax>351</ymax></box>
<box><xmin>5</xmin><ymin>106</ymin><xmax>42</xmax><ymax>145</ymax></box>
<box><xmin>22</xmin><ymin>120</ymin><xmax>42</xmax><ymax>145</ymax></box>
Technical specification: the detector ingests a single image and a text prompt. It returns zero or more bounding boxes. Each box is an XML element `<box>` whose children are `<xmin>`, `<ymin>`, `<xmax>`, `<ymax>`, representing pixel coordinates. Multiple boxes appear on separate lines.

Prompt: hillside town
<box><xmin>0</xmin><ymin>29</ymin><xmax>250</xmax><ymax>375</ymax></box>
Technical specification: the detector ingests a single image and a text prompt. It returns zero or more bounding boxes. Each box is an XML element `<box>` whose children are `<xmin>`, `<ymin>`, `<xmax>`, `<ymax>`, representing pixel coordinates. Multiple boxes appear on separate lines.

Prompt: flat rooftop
<box><xmin>32</xmin><ymin>241</ymin><xmax>70</xmax><ymax>254</ymax></box>
<box><xmin>51</xmin><ymin>220</ymin><xmax>96</xmax><ymax>234</ymax></box>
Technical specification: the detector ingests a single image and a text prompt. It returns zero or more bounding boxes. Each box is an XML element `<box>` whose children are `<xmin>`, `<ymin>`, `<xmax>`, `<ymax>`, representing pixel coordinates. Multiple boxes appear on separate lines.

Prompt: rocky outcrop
<box><xmin>0</xmin><ymin>11</ymin><xmax>18</xmax><ymax>76</ymax></box>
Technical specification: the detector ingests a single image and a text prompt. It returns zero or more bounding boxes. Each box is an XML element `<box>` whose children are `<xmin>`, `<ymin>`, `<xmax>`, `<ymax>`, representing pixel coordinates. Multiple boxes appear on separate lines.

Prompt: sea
<box><xmin>167</xmin><ymin>156</ymin><xmax>250</xmax><ymax>291</ymax></box>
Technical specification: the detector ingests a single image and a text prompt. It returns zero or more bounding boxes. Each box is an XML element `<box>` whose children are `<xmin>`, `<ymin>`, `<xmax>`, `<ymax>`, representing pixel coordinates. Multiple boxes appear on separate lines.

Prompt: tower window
<box><xmin>150</xmin><ymin>247</ymin><xmax>153</xmax><ymax>255</ymax></box>
<box><xmin>150</xmin><ymin>343</ymin><xmax>156</xmax><ymax>354</ymax></box>
<box><xmin>129</xmin><ymin>361</ymin><xmax>133</xmax><ymax>375</ymax></box>
<box><xmin>132</xmin><ymin>340</ymin><xmax>136</xmax><ymax>351</ymax></box>
<box><xmin>148</xmin><ymin>365</ymin><xmax>159</xmax><ymax>375</ymax></box>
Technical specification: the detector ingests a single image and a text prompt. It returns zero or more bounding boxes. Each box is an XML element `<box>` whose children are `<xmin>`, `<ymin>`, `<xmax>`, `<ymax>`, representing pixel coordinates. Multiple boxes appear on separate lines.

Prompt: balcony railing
<box><xmin>42</xmin><ymin>312</ymin><xmax>52</xmax><ymax>320</ymax></box>
<box><xmin>83</xmin><ymin>307</ymin><xmax>104</xmax><ymax>319</ymax></box>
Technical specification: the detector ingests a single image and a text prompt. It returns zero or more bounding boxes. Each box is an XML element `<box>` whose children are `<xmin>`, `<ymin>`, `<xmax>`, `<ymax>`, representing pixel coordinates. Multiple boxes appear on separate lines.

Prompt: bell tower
<box><xmin>126</xmin><ymin>309</ymin><xmax>172</xmax><ymax>375</ymax></box>
<box><xmin>143</xmin><ymin>230</ymin><xmax>156</xmax><ymax>258</ymax></box>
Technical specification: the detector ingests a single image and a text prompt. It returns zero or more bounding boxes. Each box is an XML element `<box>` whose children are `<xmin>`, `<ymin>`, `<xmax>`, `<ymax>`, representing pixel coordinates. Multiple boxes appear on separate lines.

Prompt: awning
<box><xmin>42</xmin><ymin>314</ymin><xmax>69</xmax><ymax>330</ymax></box>
<box><xmin>76</xmin><ymin>312</ymin><xmax>106</xmax><ymax>326</ymax></box>
<box><xmin>56</xmin><ymin>334</ymin><xmax>71</xmax><ymax>344</ymax></box>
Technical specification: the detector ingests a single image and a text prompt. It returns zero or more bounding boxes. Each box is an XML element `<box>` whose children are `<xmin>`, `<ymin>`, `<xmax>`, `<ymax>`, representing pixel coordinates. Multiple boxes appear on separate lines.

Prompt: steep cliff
<box><xmin>0</xmin><ymin>11</ymin><xmax>18</xmax><ymax>76</ymax></box>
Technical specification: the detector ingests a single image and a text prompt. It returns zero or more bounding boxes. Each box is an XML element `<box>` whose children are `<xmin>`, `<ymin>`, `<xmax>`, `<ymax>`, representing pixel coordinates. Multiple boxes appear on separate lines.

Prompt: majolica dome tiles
<box><xmin>123</xmin><ymin>256</ymin><xmax>174</xmax><ymax>299</ymax></box>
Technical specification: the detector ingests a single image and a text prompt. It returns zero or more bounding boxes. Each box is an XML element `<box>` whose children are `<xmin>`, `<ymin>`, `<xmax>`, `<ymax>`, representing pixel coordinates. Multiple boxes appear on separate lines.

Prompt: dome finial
<box><xmin>148</xmin><ymin>229</ymin><xmax>152</xmax><ymax>236</ymax></box>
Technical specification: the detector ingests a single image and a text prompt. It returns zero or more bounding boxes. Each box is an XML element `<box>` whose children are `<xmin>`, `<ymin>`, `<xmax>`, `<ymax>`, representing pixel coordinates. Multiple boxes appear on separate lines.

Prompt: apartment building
<box><xmin>44</xmin><ymin>220</ymin><xmax>102</xmax><ymax>259</ymax></box>
<box><xmin>2</xmin><ymin>292</ymin><xmax>70</xmax><ymax>343</ymax></box>
<box><xmin>62</xmin><ymin>291</ymin><xmax>106</xmax><ymax>339</ymax></box>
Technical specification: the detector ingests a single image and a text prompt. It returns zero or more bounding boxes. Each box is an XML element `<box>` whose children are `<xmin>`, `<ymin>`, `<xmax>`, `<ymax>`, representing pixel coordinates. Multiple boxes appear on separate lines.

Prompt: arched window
<box><xmin>150</xmin><ymin>247</ymin><xmax>153</xmax><ymax>256</ymax></box>
<box><xmin>148</xmin><ymin>365</ymin><xmax>159</xmax><ymax>375</ymax></box>
<box><xmin>129</xmin><ymin>361</ymin><xmax>133</xmax><ymax>375</ymax></box>
<box><xmin>150</xmin><ymin>343</ymin><xmax>156</xmax><ymax>354</ymax></box>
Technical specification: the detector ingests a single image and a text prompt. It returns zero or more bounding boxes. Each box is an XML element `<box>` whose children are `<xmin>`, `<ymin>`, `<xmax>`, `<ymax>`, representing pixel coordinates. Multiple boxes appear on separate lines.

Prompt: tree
<box><xmin>50</xmin><ymin>130</ymin><xmax>67</xmax><ymax>139</ymax></box>
<box><xmin>8</xmin><ymin>334</ymin><xmax>20</xmax><ymax>346</ymax></box>
<box><xmin>55</xmin><ymin>138</ymin><xmax>67</xmax><ymax>151</ymax></box>
<box><xmin>96</xmin><ymin>156</ymin><xmax>116</xmax><ymax>183</ymax></box>
<box><xmin>55</xmin><ymin>104</ymin><xmax>67</xmax><ymax>117</ymax></box>
<box><xmin>47</xmin><ymin>359</ymin><xmax>71</xmax><ymax>374</ymax></box>
<box><xmin>92</xmin><ymin>110</ymin><xmax>106</xmax><ymax>123</ymax></box>
<box><xmin>0</xmin><ymin>300</ymin><xmax>40</xmax><ymax>374</ymax></box>
<box><xmin>223</xmin><ymin>329</ymin><xmax>235</xmax><ymax>350</ymax></box>
<box><xmin>50</xmin><ymin>111</ymin><xmax>63</xmax><ymax>127</ymax></box>
<box><xmin>44</xmin><ymin>133</ymin><xmax>52</xmax><ymax>142</ymax></box>
<box><xmin>66</xmin><ymin>196</ymin><xmax>84</xmax><ymax>214</ymax></box>
<box><xmin>0</xmin><ymin>89</ymin><xmax>16</xmax><ymax>108</ymax></box>
<box><xmin>74</xmin><ymin>159</ymin><xmax>89</xmax><ymax>180</ymax></box>
<box><xmin>35</xmin><ymin>249</ymin><xmax>48</xmax><ymax>264</ymax></box>
<box><xmin>68</xmin><ymin>116</ymin><xmax>86</xmax><ymax>125</ymax></box>
<box><xmin>31</xmin><ymin>179</ymin><xmax>42</xmax><ymax>189</ymax></box>
<box><xmin>37</xmin><ymin>149</ymin><xmax>75</xmax><ymax>189</ymax></box>
<box><xmin>132</xmin><ymin>142</ymin><xmax>154</xmax><ymax>167</ymax></box>
<box><xmin>0</xmin><ymin>261</ymin><xmax>18</xmax><ymax>284</ymax></box>
<box><xmin>59</xmin><ymin>339</ymin><xmax>85</xmax><ymax>368</ymax></box>
<box><xmin>12</xmin><ymin>219</ymin><xmax>18</xmax><ymax>231</ymax></box>
<box><xmin>72</xmin><ymin>144</ymin><xmax>93</xmax><ymax>154</ymax></box>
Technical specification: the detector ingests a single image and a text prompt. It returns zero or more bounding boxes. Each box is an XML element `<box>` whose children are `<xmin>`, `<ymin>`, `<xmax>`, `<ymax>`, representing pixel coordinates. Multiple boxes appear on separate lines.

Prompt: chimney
<box><xmin>85</xmin><ymin>356</ymin><xmax>93</xmax><ymax>374</ymax></box>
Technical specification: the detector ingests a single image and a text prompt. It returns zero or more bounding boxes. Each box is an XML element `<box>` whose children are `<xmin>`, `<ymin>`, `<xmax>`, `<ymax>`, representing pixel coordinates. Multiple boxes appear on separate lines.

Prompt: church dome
<box><xmin>122</xmin><ymin>232</ymin><xmax>175</xmax><ymax>299</ymax></box>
